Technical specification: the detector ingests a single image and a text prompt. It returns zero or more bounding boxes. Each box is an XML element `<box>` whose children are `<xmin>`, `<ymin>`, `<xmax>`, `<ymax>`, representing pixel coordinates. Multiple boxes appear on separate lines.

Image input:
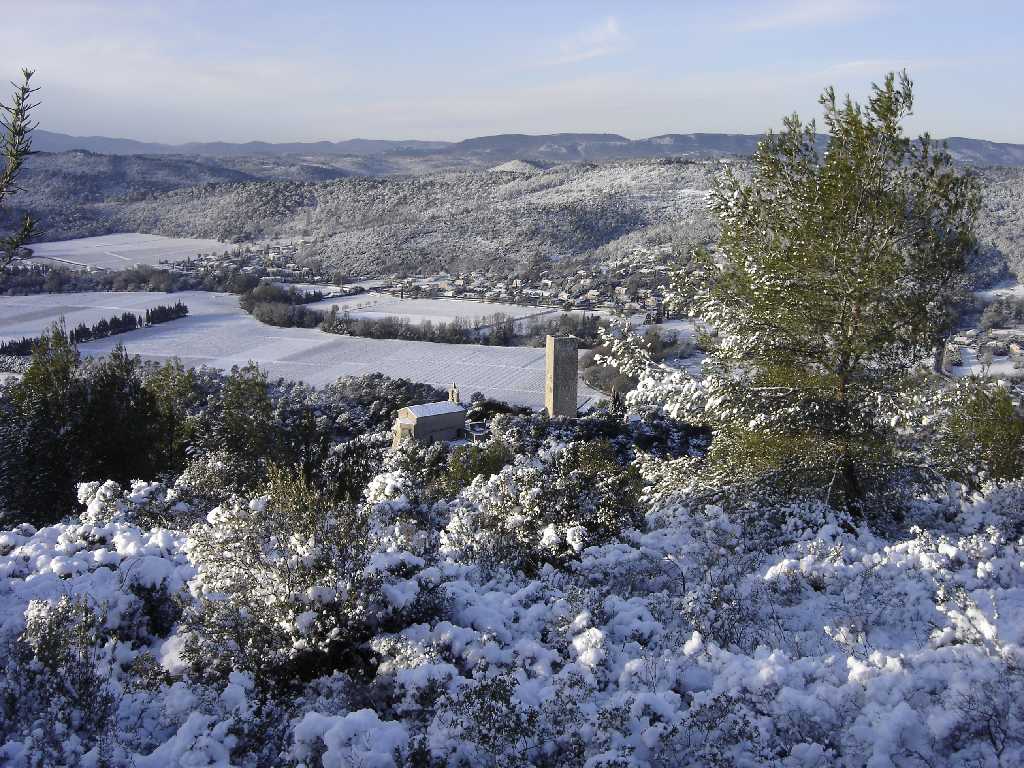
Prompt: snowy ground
<box><xmin>975</xmin><ymin>279</ymin><xmax>1024</xmax><ymax>303</ymax></box>
<box><xmin>0</xmin><ymin>291</ymin><xmax>599</xmax><ymax>409</ymax></box>
<box><xmin>306</xmin><ymin>292</ymin><xmax>557</xmax><ymax>326</ymax></box>
<box><xmin>0</xmin><ymin>292</ymin><xmax>200</xmax><ymax>339</ymax></box>
<box><xmin>28</xmin><ymin>234</ymin><xmax>231</xmax><ymax>271</ymax></box>
<box><xmin>951</xmin><ymin>344</ymin><xmax>1021</xmax><ymax>379</ymax></box>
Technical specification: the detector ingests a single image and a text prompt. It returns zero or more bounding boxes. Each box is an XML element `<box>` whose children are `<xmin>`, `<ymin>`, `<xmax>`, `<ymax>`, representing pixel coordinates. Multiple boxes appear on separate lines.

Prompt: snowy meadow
<box><xmin>28</xmin><ymin>234</ymin><xmax>230</xmax><ymax>271</ymax></box>
<box><xmin>0</xmin><ymin>291</ymin><xmax>599</xmax><ymax>409</ymax></box>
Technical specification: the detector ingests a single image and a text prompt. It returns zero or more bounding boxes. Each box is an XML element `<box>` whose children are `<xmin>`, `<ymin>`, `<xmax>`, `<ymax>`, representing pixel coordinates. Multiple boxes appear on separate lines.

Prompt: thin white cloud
<box><xmin>549</xmin><ymin>17</ymin><xmax>624</xmax><ymax>65</ymax></box>
<box><xmin>742</xmin><ymin>0</ymin><xmax>883</xmax><ymax>30</ymax></box>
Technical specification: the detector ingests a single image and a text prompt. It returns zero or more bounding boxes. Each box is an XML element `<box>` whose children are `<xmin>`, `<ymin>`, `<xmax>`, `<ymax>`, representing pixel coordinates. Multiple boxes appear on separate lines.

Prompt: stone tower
<box><xmin>545</xmin><ymin>335</ymin><xmax>578</xmax><ymax>418</ymax></box>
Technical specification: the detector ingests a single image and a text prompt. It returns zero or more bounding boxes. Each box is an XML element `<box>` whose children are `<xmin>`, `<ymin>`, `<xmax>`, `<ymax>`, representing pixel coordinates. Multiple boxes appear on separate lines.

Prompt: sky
<box><xmin>2</xmin><ymin>0</ymin><xmax>1022</xmax><ymax>144</ymax></box>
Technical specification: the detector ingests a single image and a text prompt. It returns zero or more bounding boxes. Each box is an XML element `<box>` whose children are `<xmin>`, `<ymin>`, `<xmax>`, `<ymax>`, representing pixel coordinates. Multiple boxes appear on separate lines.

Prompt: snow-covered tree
<box><xmin>616</xmin><ymin>72</ymin><xmax>981</xmax><ymax>516</ymax></box>
<box><xmin>1</xmin><ymin>69</ymin><xmax>39</xmax><ymax>269</ymax></box>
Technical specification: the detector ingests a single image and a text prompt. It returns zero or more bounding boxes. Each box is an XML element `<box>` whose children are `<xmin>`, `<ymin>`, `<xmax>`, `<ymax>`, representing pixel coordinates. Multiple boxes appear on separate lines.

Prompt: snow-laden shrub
<box><xmin>0</xmin><ymin>517</ymin><xmax>191</xmax><ymax>646</ymax></box>
<box><xmin>183</xmin><ymin>465</ymin><xmax>444</xmax><ymax>686</ymax></box>
<box><xmin>78</xmin><ymin>479</ymin><xmax>195</xmax><ymax>528</ymax></box>
<box><xmin>288</xmin><ymin>708</ymin><xmax>409</xmax><ymax>768</ymax></box>
<box><xmin>318</xmin><ymin>429</ymin><xmax>392</xmax><ymax>504</ymax></box>
<box><xmin>5</xmin><ymin>464</ymin><xmax>1024</xmax><ymax>765</ymax></box>
<box><xmin>443</xmin><ymin>441</ymin><xmax>644</xmax><ymax>574</ymax></box>
<box><xmin>427</xmin><ymin>672</ymin><xmax>588</xmax><ymax>768</ymax></box>
<box><xmin>365</xmin><ymin>478</ymin><xmax>1024</xmax><ymax>767</ymax></box>
<box><xmin>0</xmin><ymin>597</ymin><xmax>118</xmax><ymax>767</ymax></box>
<box><xmin>172</xmin><ymin>449</ymin><xmax>252</xmax><ymax>509</ymax></box>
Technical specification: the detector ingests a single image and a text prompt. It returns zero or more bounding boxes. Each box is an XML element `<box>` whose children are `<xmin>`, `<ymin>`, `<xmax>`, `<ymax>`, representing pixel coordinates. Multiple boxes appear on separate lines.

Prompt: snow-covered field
<box><xmin>28</xmin><ymin>234</ymin><xmax>230</xmax><ymax>271</ymax></box>
<box><xmin>306</xmin><ymin>292</ymin><xmax>555</xmax><ymax>326</ymax></box>
<box><xmin>0</xmin><ymin>292</ymin><xmax>196</xmax><ymax>339</ymax></box>
<box><xmin>975</xmin><ymin>279</ymin><xmax>1024</xmax><ymax>303</ymax></box>
<box><xmin>0</xmin><ymin>291</ymin><xmax>598</xmax><ymax>408</ymax></box>
<box><xmin>951</xmin><ymin>344</ymin><xmax>1021</xmax><ymax>379</ymax></box>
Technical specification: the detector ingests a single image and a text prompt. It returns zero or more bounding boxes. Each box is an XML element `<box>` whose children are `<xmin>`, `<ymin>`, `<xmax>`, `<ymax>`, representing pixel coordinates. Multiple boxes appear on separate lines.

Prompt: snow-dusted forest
<box><xmin>15</xmin><ymin>150</ymin><xmax>1024</xmax><ymax>281</ymax></box>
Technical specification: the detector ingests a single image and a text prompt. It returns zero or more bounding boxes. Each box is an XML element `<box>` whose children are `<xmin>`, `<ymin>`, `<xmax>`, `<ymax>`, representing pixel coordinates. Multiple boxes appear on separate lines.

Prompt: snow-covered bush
<box><xmin>0</xmin><ymin>596</ymin><xmax>118</xmax><ymax>767</ymax></box>
<box><xmin>1</xmin><ymin>466</ymin><xmax>1024</xmax><ymax>765</ymax></box>
<box><xmin>0</xmin><ymin>514</ymin><xmax>194</xmax><ymax>766</ymax></box>
<box><xmin>182</xmin><ymin>466</ymin><xmax>377</xmax><ymax>684</ymax></box>
<box><xmin>443</xmin><ymin>441</ymin><xmax>644</xmax><ymax>574</ymax></box>
<box><xmin>4</xmin><ymin>354</ymin><xmax>1024</xmax><ymax>766</ymax></box>
<box><xmin>182</xmin><ymin>465</ymin><xmax>445</xmax><ymax>686</ymax></box>
<box><xmin>77</xmin><ymin>479</ymin><xmax>195</xmax><ymax>528</ymax></box>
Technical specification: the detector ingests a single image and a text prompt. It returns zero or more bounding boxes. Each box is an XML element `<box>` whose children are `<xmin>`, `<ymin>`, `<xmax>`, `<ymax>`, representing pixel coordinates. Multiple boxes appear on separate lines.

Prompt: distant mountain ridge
<box><xmin>31</xmin><ymin>129</ymin><xmax>1024</xmax><ymax>166</ymax></box>
<box><xmin>31</xmin><ymin>130</ymin><xmax>450</xmax><ymax>157</ymax></box>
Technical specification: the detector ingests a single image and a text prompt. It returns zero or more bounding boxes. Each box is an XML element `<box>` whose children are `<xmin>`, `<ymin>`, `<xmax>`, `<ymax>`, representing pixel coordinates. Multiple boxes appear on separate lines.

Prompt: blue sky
<box><xmin>3</xmin><ymin>0</ymin><xmax>1021</xmax><ymax>143</ymax></box>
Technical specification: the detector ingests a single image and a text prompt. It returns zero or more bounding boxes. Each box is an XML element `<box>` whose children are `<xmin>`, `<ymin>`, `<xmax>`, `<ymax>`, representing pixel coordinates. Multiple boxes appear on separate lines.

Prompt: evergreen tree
<box><xmin>143</xmin><ymin>359</ymin><xmax>200</xmax><ymax>473</ymax></box>
<box><xmin>200</xmin><ymin>363</ymin><xmax>276</xmax><ymax>491</ymax></box>
<box><xmin>0</xmin><ymin>322</ymin><xmax>85</xmax><ymax>522</ymax></box>
<box><xmin>1</xmin><ymin>70</ymin><xmax>39</xmax><ymax>269</ymax></box>
<box><xmin>653</xmin><ymin>73</ymin><xmax>979</xmax><ymax>514</ymax></box>
<box><xmin>929</xmin><ymin>378</ymin><xmax>1024</xmax><ymax>491</ymax></box>
<box><xmin>80</xmin><ymin>345</ymin><xmax>160</xmax><ymax>485</ymax></box>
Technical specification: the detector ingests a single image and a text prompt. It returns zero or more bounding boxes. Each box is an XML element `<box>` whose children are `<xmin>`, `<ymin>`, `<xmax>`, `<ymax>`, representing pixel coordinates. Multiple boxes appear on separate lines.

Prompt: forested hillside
<box><xmin>33</xmin><ymin>128</ymin><xmax>1024</xmax><ymax>166</ymax></box>
<box><xmin>16</xmin><ymin>158</ymin><xmax>721</xmax><ymax>275</ymax></box>
<box><xmin>14</xmin><ymin>151</ymin><xmax>1024</xmax><ymax>279</ymax></box>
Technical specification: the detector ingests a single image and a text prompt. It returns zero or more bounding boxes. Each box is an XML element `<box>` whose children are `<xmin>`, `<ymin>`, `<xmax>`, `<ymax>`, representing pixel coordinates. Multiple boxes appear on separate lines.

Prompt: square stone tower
<box><xmin>545</xmin><ymin>335</ymin><xmax>578</xmax><ymax>418</ymax></box>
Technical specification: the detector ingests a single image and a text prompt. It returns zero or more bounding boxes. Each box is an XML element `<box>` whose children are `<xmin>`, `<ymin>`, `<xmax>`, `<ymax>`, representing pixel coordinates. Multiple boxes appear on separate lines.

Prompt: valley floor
<box><xmin>28</xmin><ymin>233</ymin><xmax>230</xmax><ymax>270</ymax></box>
<box><xmin>0</xmin><ymin>290</ymin><xmax>600</xmax><ymax>408</ymax></box>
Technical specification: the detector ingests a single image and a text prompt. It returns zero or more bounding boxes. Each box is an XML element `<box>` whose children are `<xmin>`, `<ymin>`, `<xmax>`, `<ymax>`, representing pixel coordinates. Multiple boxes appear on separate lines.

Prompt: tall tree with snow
<box><xmin>1</xmin><ymin>69</ymin><xmax>39</xmax><ymax>269</ymax></box>
<box><xmin>644</xmin><ymin>73</ymin><xmax>980</xmax><ymax>514</ymax></box>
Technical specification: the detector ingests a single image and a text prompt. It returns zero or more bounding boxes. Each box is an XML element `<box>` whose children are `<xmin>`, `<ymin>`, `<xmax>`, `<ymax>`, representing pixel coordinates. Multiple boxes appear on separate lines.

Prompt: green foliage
<box><xmin>80</xmin><ymin>345</ymin><xmax>161</xmax><ymax>485</ymax></box>
<box><xmin>143</xmin><ymin>359</ymin><xmax>201</xmax><ymax>472</ymax></box>
<box><xmin>182</xmin><ymin>465</ymin><xmax>376</xmax><ymax>686</ymax></box>
<box><xmin>0</xmin><ymin>329</ymin><xmax>172</xmax><ymax>523</ymax></box>
<box><xmin>0</xmin><ymin>326</ymin><xmax>443</xmax><ymax>524</ymax></box>
<box><xmin>320</xmin><ymin>431</ymin><xmax>391</xmax><ymax>504</ymax></box>
<box><xmin>932</xmin><ymin>379</ymin><xmax>1024</xmax><ymax>490</ymax></box>
<box><xmin>676</xmin><ymin>72</ymin><xmax>980</xmax><ymax>514</ymax></box>
<box><xmin>439</xmin><ymin>440</ymin><xmax>514</xmax><ymax>496</ymax></box>
<box><xmin>0</xmin><ymin>322</ymin><xmax>85</xmax><ymax>522</ymax></box>
<box><xmin>1</xmin><ymin>69</ymin><xmax>39</xmax><ymax>268</ymax></box>
<box><xmin>202</xmin><ymin>363</ymin><xmax>275</xmax><ymax>490</ymax></box>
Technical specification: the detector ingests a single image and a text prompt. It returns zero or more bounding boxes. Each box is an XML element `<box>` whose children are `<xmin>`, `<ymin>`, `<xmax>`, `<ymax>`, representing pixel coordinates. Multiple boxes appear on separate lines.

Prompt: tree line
<box><xmin>317</xmin><ymin>305</ymin><xmax>605</xmax><ymax>347</ymax></box>
<box><xmin>0</xmin><ymin>301</ymin><xmax>187</xmax><ymax>355</ymax></box>
<box><xmin>0</xmin><ymin>323</ymin><xmax>447</xmax><ymax>525</ymax></box>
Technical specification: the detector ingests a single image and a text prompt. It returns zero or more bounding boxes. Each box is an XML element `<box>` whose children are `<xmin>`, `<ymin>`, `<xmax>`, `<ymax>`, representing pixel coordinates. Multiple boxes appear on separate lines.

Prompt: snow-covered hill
<box><xmin>16</xmin><ymin>155</ymin><xmax>1024</xmax><ymax>279</ymax></box>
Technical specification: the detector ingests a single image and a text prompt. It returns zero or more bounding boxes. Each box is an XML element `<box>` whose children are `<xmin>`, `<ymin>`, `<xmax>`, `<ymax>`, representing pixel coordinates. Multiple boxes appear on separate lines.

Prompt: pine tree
<box><xmin>143</xmin><ymin>359</ymin><xmax>199</xmax><ymax>472</ymax></box>
<box><xmin>0</xmin><ymin>322</ymin><xmax>84</xmax><ymax>523</ymax></box>
<box><xmin>1</xmin><ymin>70</ymin><xmax>39</xmax><ymax>269</ymax></box>
<box><xmin>659</xmin><ymin>73</ymin><xmax>979</xmax><ymax>514</ymax></box>
<box><xmin>80</xmin><ymin>345</ymin><xmax>160</xmax><ymax>485</ymax></box>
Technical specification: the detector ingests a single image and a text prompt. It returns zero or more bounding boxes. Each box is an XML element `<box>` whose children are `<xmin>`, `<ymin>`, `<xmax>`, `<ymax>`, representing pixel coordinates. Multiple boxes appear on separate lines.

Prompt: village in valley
<box><xmin>169</xmin><ymin>238</ymin><xmax>674</xmax><ymax>318</ymax></box>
